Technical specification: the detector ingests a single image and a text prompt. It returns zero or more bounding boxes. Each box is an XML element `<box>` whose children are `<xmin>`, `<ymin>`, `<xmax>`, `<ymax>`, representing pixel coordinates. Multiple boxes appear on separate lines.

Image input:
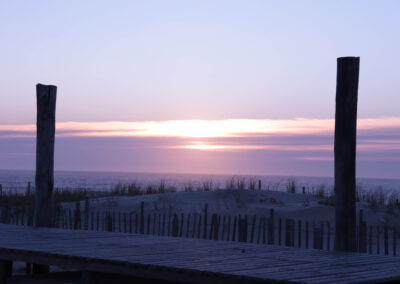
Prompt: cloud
<box><xmin>0</xmin><ymin>117</ymin><xmax>399</xmax><ymax>138</ymax></box>
<box><xmin>2</xmin><ymin>118</ymin><xmax>400</xmax><ymax>177</ymax></box>
<box><xmin>2</xmin><ymin>117</ymin><xmax>400</xmax><ymax>153</ymax></box>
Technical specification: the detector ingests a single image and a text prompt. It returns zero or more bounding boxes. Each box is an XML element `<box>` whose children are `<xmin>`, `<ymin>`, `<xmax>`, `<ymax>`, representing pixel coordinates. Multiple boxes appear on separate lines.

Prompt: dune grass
<box><xmin>0</xmin><ymin>177</ymin><xmax>399</xmax><ymax>213</ymax></box>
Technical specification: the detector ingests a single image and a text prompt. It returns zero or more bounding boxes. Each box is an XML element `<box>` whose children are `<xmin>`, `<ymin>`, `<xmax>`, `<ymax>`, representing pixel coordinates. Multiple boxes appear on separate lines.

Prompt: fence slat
<box><xmin>298</xmin><ymin>220</ymin><xmax>302</xmax><ymax>248</ymax></box>
<box><xmin>186</xmin><ymin>213</ymin><xmax>191</xmax><ymax>238</ymax></box>
<box><xmin>393</xmin><ymin>228</ymin><xmax>397</xmax><ymax>257</ymax></box>
<box><xmin>268</xmin><ymin>209</ymin><xmax>274</xmax><ymax>244</ymax></box>
<box><xmin>278</xmin><ymin>218</ymin><xmax>282</xmax><ymax>246</ymax></box>
<box><xmin>250</xmin><ymin>215</ymin><xmax>256</xmax><ymax>243</ymax></box>
<box><xmin>203</xmin><ymin>204</ymin><xmax>208</xmax><ymax>240</ymax></box>
<box><xmin>192</xmin><ymin>214</ymin><xmax>197</xmax><ymax>238</ymax></box>
<box><xmin>232</xmin><ymin>216</ymin><xmax>237</xmax><ymax>242</ymax></box>
<box><xmin>197</xmin><ymin>214</ymin><xmax>202</xmax><ymax>239</ymax></box>
<box><xmin>385</xmin><ymin>225</ymin><xmax>389</xmax><ymax>256</ymax></box>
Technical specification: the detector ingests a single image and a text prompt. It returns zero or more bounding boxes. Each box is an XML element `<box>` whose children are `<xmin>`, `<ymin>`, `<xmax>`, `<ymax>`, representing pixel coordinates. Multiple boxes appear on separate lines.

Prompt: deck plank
<box><xmin>0</xmin><ymin>224</ymin><xmax>399</xmax><ymax>283</ymax></box>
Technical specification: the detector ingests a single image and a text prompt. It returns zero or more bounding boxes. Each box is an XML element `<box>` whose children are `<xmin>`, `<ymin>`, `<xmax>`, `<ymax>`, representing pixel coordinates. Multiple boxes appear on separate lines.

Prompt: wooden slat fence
<box><xmin>0</xmin><ymin>200</ymin><xmax>398</xmax><ymax>256</ymax></box>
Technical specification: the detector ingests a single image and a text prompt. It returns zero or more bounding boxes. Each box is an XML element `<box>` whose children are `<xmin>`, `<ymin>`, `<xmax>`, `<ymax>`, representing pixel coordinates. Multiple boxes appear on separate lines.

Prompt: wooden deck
<box><xmin>0</xmin><ymin>224</ymin><xmax>400</xmax><ymax>283</ymax></box>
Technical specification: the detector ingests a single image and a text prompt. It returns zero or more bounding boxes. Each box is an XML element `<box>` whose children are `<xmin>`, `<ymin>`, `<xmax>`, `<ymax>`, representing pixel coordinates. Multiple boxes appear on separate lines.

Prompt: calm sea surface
<box><xmin>1</xmin><ymin>169</ymin><xmax>400</xmax><ymax>194</ymax></box>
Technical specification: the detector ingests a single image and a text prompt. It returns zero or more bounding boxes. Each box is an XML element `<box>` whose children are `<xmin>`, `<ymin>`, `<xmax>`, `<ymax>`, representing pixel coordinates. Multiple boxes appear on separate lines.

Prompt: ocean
<box><xmin>1</xmin><ymin>169</ymin><xmax>400</xmax><ymax>194</ymax></box>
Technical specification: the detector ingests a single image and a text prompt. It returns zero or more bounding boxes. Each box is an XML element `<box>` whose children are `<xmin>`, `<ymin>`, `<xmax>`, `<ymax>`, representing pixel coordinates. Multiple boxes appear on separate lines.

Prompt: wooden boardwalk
<box><xmin>0</xmin><ymin>224</ymin><xmax>400</xmax><ymax>283</ymax></box>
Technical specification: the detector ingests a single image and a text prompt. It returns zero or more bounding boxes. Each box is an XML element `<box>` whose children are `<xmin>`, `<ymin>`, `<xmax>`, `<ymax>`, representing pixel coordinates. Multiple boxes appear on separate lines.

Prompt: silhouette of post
<box><xmin>334</xmin><ymin>57</ymin><xmax>359</xmax><ymax>252</ymax></box>
<box><xmin>34</xmin><ymin>84</ymin><xmax>57</xmax><ymax>227</ymax></box>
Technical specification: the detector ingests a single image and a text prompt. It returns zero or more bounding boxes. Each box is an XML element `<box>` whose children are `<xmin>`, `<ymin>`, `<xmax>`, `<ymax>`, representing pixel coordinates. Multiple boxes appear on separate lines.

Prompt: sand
<box><xmin>63</xmin><ymin>189</ymin><xmax>400</xmax><ymax>229</ymax></box>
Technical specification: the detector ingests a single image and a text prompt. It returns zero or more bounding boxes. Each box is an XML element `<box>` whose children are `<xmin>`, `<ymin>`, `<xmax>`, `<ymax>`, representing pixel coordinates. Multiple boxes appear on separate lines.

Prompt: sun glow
<box><xmin>2</xmin><ymin>118</ymin><xmax>400</xmax><ymax>153</ymax></box>
<box><xmin>182</xmin><ymin>142</ymin><xmax>233</xmax><ymax>151</ymax></box>
<box><xmin>3</xmin><ymin>117</ymin><xmax>400</xmax><ymax>139</ymax></box>
<box><xmin>179</xmin><ymin>142</ymin><xmax>333</xmax><ymax>151</ymax></box>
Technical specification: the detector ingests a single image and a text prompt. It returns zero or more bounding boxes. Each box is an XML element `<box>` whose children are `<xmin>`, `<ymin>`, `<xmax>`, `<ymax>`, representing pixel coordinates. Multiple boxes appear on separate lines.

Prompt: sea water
<box><xmin>1</xmin><ymin>169</ymin><xmax>400</xmax><ymax>194</ymax></box>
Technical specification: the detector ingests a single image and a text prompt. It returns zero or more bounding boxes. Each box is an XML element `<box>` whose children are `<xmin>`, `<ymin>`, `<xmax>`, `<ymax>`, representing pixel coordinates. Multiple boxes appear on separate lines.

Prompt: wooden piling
<box><xmin>34</xmin><ymin>84</ymin><xmax>57</xmax><ymax>228</ymax></box>
<box><xmin>334</xmin><ymin>57</ymin><xmax>360</xmax><ymax>252</ymax></box>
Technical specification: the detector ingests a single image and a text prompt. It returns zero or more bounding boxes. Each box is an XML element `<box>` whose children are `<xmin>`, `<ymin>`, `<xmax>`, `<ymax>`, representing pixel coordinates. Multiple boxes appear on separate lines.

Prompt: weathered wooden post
<box><xmin>32</xmin><ymin>84</ymin><xmax>57</xmax><ymax>275</ymax></box>
<box><xmin>34</xmin><ymin>84</ymin><xmax>57</xmax><ymax>227</ymax></box>
<box><xmin>334</xmin><ymin>57</ymin><xmax>359</xmax><ymax>252</ymax></box>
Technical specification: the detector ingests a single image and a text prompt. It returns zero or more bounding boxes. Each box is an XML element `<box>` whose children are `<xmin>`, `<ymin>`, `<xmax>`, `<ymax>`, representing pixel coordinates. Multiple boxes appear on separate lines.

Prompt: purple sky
<box><xmin>1</xmin><ymin>1</ymin><xmax>400</xmax><ymax>178</ymax></box>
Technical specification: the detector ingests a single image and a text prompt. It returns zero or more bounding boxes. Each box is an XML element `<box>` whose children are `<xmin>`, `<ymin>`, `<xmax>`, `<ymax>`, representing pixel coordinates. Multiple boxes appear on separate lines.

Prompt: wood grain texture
<box><xmin>334</xmin><ymin>57</ymin><xmax>359</xmax><ymax>252</ymax></box>
<box><xmin>34</xmin><ymin>84</ymin><xmax>57</xmax><ymax>228</ymax></box>
<box><xmin>0</xmin><ymin>224</ymin><xmax>400</xmax><ymax>283</ymax></box>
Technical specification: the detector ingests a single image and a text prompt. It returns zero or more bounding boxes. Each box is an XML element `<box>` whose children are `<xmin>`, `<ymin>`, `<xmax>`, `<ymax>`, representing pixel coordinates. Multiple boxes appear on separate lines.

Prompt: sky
<box><xmin>1</xmin><ymin>1</ymin><xmax>400</xmax><ymax>178</ymax></box>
